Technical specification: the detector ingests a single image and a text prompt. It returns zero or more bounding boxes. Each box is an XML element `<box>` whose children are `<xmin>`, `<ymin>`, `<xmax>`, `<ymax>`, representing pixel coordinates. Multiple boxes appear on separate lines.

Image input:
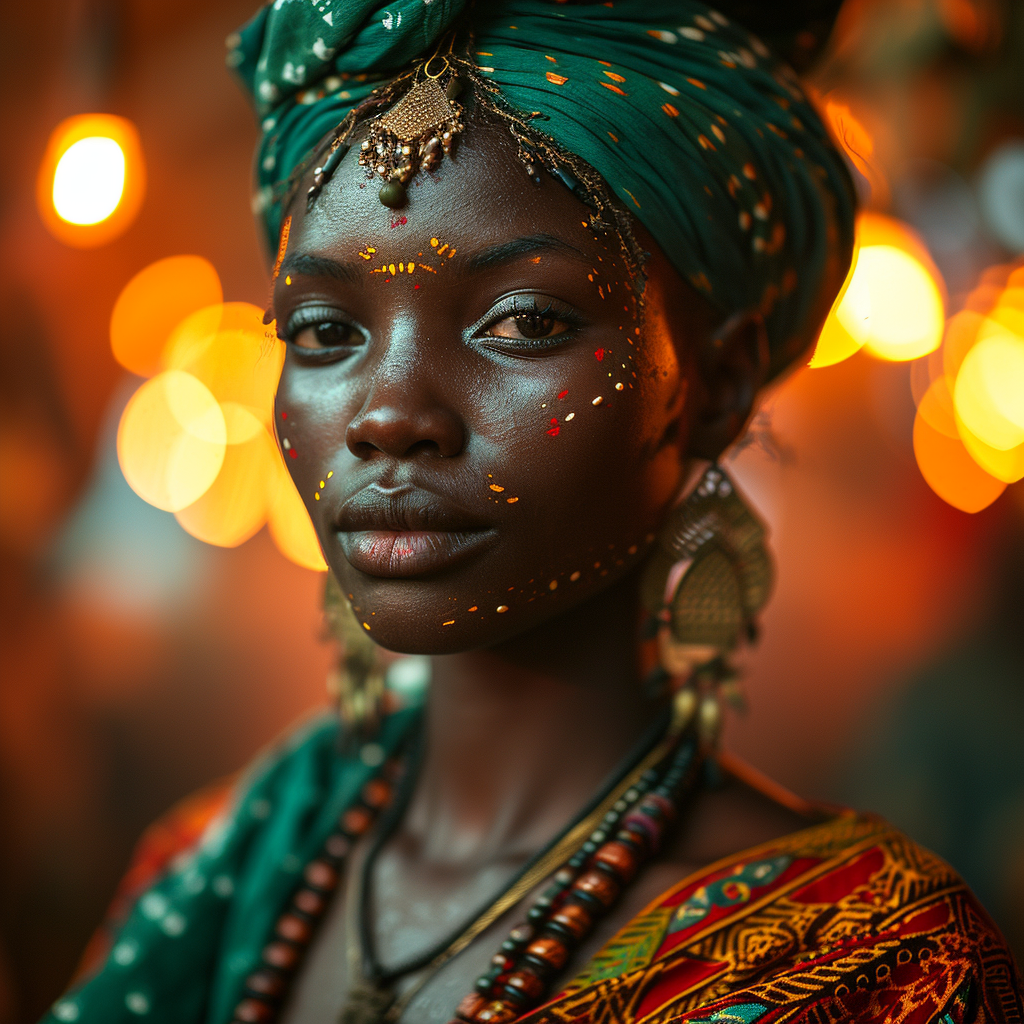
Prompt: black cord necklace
<box><xmin>340</xmin><ymin>706</ymin><xmax>690</xmax><ymax>1024</ymax></box>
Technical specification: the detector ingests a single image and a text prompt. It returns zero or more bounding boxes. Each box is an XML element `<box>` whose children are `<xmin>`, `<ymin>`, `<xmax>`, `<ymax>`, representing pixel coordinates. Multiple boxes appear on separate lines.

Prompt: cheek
<box><xmin>273</xmin><ymin>362</ymin><xmax>352</xmax><ymax>509</ymax></box>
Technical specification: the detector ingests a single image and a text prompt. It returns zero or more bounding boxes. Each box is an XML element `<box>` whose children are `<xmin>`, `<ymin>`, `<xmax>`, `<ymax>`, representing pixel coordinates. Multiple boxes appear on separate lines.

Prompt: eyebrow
<box><xmin>277</xmin><ymin>252</ymin><xmax>360</xmax><ymax>284</ymax></box>
<box><xmin>465</xmin><ymin>233</ymin><xmax>592</xmax><ymax>272</ymax></box>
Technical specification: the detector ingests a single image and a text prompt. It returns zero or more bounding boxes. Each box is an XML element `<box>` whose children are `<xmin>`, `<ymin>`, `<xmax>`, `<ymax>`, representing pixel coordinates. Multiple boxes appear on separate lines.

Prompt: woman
<box><xmin>44</xmin><ymin>2</ymin><xmax>1021</xmax><ymax>1023</ymax></box>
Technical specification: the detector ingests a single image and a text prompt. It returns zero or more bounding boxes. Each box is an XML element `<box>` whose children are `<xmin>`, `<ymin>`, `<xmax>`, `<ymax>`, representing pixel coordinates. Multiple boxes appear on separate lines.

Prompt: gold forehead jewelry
<box><xmin>358</xmin><ymin>43</ymin><xmax>465</xmax><ymax>209</ymax></box>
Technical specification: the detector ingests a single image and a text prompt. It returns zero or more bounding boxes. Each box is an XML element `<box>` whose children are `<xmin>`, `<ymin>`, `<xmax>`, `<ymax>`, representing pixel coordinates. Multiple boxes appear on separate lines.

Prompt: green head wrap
<box><xmin>229</xmin><ymin>0</ymin><xmax>855</xmax><ymax>374</ymax></box>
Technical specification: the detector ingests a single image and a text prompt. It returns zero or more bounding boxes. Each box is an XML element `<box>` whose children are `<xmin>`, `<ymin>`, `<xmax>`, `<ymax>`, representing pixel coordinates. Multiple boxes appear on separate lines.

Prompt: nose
<box><xmin>345</xmin><ymin>351</ymin><xmax>466</xmax><ymax>461</ymax></box>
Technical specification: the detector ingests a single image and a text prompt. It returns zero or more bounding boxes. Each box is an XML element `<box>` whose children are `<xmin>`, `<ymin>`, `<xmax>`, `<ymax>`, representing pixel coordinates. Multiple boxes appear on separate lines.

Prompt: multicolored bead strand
<box><xmin>450</xmin><ymin>738</ymin><xmax>697</xmax><ymax>1024</ymax></box>
<box><xmin>229</xmin><ymin>765</ymin><xmax>401</xmax><ymax>1024</ymax></box>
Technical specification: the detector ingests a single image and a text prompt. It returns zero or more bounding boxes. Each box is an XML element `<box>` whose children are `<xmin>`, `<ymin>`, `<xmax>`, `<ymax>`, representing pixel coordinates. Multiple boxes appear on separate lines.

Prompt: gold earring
<box><xmin>642</xmin><ymin>464</ymin><xmax>774</xmax><ymax>746</ymax></box>
<box><xmin>323</xmin><ymin>573</ymin><xmax>388</xmax><ymax>753</ymax></box>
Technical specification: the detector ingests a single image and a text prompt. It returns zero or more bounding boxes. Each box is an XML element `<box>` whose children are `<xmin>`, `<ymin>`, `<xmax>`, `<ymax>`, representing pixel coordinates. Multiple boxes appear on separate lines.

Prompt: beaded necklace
<box><xmin>228</xmin><ymin>694</ymin><xmax>702</xmax><ymax>1024</ymax></box>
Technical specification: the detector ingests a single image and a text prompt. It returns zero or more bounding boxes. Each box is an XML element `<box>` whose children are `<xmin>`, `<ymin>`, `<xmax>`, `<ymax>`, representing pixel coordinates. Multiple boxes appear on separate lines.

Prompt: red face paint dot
<box><xmin>281</xmin><ymin>412</ymin><xmax>287</xmax><ymax>419</ymax></box>
<box><xmin>557</xmin><ymin>389</ymin><xmax>569</xmax><ymax>400</ymax></box>
<box><xmin>414</xmin><ymin>284</ymin><xmax>420</xmax><ymax>289</ymax></box>
<box><xmin>289</xmin><ymin>449</ymin><xmax>297</xmax><ymax>459</ymax></box>
<box><xmin>595</xmin><ymin>349</ymin><xmax>605</xmax><ymax>361</ymax></box>
<box><xmin>546</xmin><ymin>417</ymin><xmax>561</xmax><ymax>437</ymax></box>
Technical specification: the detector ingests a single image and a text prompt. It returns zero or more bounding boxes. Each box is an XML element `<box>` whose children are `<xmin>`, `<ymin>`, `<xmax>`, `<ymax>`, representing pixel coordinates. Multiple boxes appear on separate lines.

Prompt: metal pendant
<box><xmin>357</xmin><ymin>54</ymin><xmax>464</xmax><ymax>207</ymax></box>
<box><xmin>338</xmin><ymin>982</ymin><xmax>397</xmax><ymax>1024</ymax></box>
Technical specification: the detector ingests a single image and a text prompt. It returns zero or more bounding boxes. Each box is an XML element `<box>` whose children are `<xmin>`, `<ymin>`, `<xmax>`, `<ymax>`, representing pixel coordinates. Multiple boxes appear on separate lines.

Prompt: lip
<box><xmin>335</xmin><ymin>485</ymin><xmax>498</xmax><ymax>578</ymax></box>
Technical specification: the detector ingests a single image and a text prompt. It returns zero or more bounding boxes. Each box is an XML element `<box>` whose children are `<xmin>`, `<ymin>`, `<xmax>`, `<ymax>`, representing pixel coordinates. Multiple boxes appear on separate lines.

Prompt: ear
<box><xmin>686</xmin><ymin>311</ymin><xmax>770</xmax><ymax>461</ymax></box>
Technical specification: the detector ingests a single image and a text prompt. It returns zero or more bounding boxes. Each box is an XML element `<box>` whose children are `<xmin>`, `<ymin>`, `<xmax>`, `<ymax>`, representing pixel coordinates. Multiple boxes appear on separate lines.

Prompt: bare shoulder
<box><xmin>586</xmin><ymin>753</ymin><xmax>826</xmax><ymax>955</ymax></box>
<box><xmin>667</xmin><ymin>752</ymin><xmax>823</xmax><ymax>869</ymax></box>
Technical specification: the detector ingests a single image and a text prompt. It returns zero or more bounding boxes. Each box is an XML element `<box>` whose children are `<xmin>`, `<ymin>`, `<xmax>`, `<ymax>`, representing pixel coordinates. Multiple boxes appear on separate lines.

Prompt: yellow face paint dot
<box><xmin>314</xmin><ymin>493</ymin><xmax>320</xmax><ymax>500</ymax></box>
<box><xmin>431</xmin><ymin>238</ymin><xmax>439</xmax><ymax>247</ymax></box>
<box><xmin>319</xmin><ymin>480</ymin><xmax>325</xmax><ymax>488</ymax></box>
<box><xmin>468</xmin><ymin>605</ymin><xmax>478</xmax><ymax>612</ymax></box>
<box><xmin>285</xmin><ymin>275</ymin><xmax>292</xmax><ymax>285</ymax></box>
<box><xmin>489</xmin><ymin>484</ymin><xmax>504</xmax><ymax>492</ymax></box>
<box><xmin>549</xmin><ymin>580</ymin><xmax>558</xmax><ymax>591</ymax></box>
<box><xmin>362</xmin><ymin>622</ymin><xmax>371</xmax><ymax>630</ymax></box>
<box><xmin>506</xmin><ymin>496</ymin><xmax>518</xmax><ymax>504</ymax></box>
<box><xmin>570</xmin><ymin>571</ymin><xmax>581</xmax><ymax>581</ymax></box>
<box><xmin>615</xmin><ymin>382</ymin><xmax>624</xmax><ymax>391</ymax></box>
<box><xmin>496</xmin><ymin>605</ymin><xmax>509</xmax><ymax>613</ymax></box>
<box><xmin>442</xmin><ymin>620</ymin><xmax>455</xmax><ymax>626</ymax></box>
<box><xmin>327</xmin><ymin>471</ymin><xmax>333</xmax><ymax>478</ymax></box>
<box><xmin>592</xmin><ymin>396</ymin><xmax>603</xmax><ymax>406</ymax></box>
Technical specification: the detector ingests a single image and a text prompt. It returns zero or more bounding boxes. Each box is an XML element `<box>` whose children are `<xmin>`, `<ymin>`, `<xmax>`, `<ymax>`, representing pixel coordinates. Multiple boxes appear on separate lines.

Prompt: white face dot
<box><xmin>53</xmin><ymin>1001</ymin><xmax>80</xmax><ymax>1021</ymax></box>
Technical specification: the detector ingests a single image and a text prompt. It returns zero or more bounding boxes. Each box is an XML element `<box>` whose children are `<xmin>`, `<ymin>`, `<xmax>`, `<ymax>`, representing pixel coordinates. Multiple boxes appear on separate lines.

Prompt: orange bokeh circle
<box><xmin>37</xmin><ymin>113</ymin><xmax>146</xmax><ymax>248</ymax></box>
<box><xmin>111</xmin><ymin>256</ymin><xmax>223</xmax><ymax>378</ymax></box>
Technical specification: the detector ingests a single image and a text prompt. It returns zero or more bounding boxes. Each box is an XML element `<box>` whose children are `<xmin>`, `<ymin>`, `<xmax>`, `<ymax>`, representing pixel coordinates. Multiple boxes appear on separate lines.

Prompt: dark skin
<box><xmin>272</xmin><ymin>108</ymin><xmax>812</xmax><ymax>1024</ymax></box>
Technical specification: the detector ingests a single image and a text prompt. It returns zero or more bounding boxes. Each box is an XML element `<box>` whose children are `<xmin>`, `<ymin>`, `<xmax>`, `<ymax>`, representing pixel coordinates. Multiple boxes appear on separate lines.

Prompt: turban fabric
<box><xmin>229</xmin><ymin>0</ymin><xmax>855</xmax><ymax>374</ymax></box>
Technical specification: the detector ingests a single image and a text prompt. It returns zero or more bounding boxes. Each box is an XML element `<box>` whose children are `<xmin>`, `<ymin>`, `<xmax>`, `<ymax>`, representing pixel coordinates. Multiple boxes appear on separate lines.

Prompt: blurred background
<box><xmin>2</xmin><ymin>0</ymin><xmax>1024</xmax><ymax>1019</ymax></box>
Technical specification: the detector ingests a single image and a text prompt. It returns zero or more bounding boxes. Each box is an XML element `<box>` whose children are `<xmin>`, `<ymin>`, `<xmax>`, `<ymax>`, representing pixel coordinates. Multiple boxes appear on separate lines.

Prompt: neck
<box><xmin>403</xmin><ymin>572</ymin><xmax>665</xmax><ymax>866</ymax></box>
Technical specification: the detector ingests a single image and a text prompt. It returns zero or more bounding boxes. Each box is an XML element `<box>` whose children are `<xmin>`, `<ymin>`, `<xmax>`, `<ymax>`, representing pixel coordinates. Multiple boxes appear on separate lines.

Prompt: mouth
<box><xmin>335</xmin><ymin>485</ymin><xmax>498</xmax><ymax>578</ymax></box>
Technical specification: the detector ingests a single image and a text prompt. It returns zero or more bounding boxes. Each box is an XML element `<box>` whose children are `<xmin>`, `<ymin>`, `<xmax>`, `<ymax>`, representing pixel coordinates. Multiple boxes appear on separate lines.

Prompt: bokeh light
<box><xmin>52</xmin><ymin>137</ymin><xmax>125</xmax><ymax>224</ymax></box>
<box><xmin>110</xmin><ymin>256</ymin><xmax>318</xmax><ymax>569</ymax></box>
<box><xmin>162</xmin><ymin>302</ymin><xmax>284</xmax><ymax>431</ymax></box>
<box><xmin>37</xmin><ymin>113</ymin><xmax>145</xmax><ymax>247</ymax></box>
<box><xmin>953</xmin><ymin>327</ymin><xmax>1024</xmax><ymax>450</ymax></box>
<box><xmin>912</xmin><ymin>409</ymin><xmax>1006</xmax><ymax>513</ymax></box>
<box><xmin>855</xmin><ymin>246</ymin><xmax>945</xmax><ymax>361</ymax></box>
<box><xmin>907</xmin><ymin>257</ymin><xmax>1024</xmax><ymax>510</ymax></box>
<box><xmin>175</xmin><ymin>427</ymin><xmax>278</xmax><ymax>547</ymax></box>
<box><xmin>810</xmin><ymin>213</ymin><xmax>945</xmax><ymax>367</ymax></box>
<box><xmin>267</xmin><ymin>452</ymin><xmax>328</xmax><ymax>572</ymax></box>
<box><xmin>117</xmin><ymin>370</ymin><xmax>227</xmax><ymax>512</ymax></box>
<box><xmin>111</xmin><ymin>256</ymin><xmax>223</xmax><ymax>378</ymax></box>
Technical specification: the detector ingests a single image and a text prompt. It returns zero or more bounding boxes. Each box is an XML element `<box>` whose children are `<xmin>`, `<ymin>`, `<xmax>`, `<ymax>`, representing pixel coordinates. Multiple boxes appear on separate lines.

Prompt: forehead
<box><xmin>291</xmin><ymin>114</ymin><xmax>615</xmax><ymax>262</ymax></box>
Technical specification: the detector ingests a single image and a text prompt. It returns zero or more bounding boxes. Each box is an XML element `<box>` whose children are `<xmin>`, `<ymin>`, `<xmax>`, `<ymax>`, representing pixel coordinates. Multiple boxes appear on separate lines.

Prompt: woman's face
<box><xmin>273</xmin><ymin>113</ymin><xmax>720</xmax><ymax>654</ymax></box>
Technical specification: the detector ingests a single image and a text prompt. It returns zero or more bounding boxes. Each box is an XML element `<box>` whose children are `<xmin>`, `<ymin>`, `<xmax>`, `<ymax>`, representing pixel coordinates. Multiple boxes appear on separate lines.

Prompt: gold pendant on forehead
<box><xmin>358</xmin><ymin>55</ymin><xmax>465</xmax><ymax>209</ymax></box>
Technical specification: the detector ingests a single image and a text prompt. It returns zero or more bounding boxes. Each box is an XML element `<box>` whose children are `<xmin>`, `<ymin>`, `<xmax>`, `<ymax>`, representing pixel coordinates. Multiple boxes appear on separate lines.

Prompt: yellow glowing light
<box><xmin>953</xmin><ymin>327</ymin><xmax>1024</xmax><ymax>450</ymax></box>
<box><xmin>810</xmin><ymin>213</ymin><xmax>945</xmax><ymax>368</ymax></box>
<box><xmin>175</xmin><ymin>427</ymin><xmax>277</xmax><ymax>546</ymax></box>
<box><xmin>267</xmin><ymin>452</ymin><xmax>327</xmax><ymax>571</ymax></box>
<box><xmin>917</xmin><ymin>377</ymin><xmax>959</xmax><ymax>439</ymax></box>
<box><xmin>52</xmin><ymin>137</ymin><xmax>125</xmax><ymax>224</ymax></box>
<box><xmin>163</xmin><ymin>302</ymin><xmax>285</xmax><ymax>430</ymax></box>
<box><xmin>809</xmin><ymin>261</ymin><xmax>874</xmax><ymax>367</ymax></box>
<box><xmin>913</xmin><ymin>409</ymin><xmax>1005</xmax><ymax>513</ymax></box>
<box><xmin>956</xmin><ymin>415</ymin><xmax>1024</xmax><ymax>484</ymax></box>
<box><xmin>38</xmin><ymin>113</ymin><xmax>145</xmax><ymax>247</ymax></box>
<box><xmin>850</xmin><ymin>246</ymin><xmax>945</xmax><ymax>361</ymax></box>
<box><xmin>117</xmin><ymin>370</ymin><xmax>226</xmax><ymax>512</ymax></box>
<box><xmin>111</xmin><ymin>256</ymin><xmax>223</xmax><ymax>378</ymax></box>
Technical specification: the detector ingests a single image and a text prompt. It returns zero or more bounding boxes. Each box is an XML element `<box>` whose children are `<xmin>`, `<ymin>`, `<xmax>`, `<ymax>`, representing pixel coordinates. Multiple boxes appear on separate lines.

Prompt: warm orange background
<box><xmin>2</xmin><ymin>1</ymin><xmax>1022</xmax><ymax>1020</ymax></box>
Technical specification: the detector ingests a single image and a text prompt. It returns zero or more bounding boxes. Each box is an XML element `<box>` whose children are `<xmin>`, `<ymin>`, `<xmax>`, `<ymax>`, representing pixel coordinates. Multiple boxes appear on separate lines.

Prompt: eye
<box><xmin>282</xmin><ymin>306</ymin><xmax>365</xmax><ymax>352</ymax></box>
<box><xmin>292</xmin><ymin>321</ymin><xmax>358</xmax><ymax>350</ymax></box>
<box><xmin>479</xmin><ymin>296</ymin><xmax>580</xmax><ymax>348</ymax></box>
<box><xmin>488</xmin><ymin>311</ymin><xmax>566</xmax><ymax>340</ymax></box>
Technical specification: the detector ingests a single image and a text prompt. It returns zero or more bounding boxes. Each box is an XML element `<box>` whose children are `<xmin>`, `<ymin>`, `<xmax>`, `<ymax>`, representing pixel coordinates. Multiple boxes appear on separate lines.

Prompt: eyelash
<box><xmin>474</xmin><ymin>295</ymin><xmax>583</xmax><ymax>351</ymax></box>
<box><xmin>280</xmin><ymin>295</ymin><xmax>584</xmax><ymax>358</ymax></box>
<box><xmin>281</xmin><ymin>306</ymin><xmax>364</xmax><ymax>358</ymax></box>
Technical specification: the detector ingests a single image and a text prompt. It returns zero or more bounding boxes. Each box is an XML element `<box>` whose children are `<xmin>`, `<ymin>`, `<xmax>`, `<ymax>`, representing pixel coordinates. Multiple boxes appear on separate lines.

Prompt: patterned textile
<box><xmin>523</xmin><ymin>815</ymin><xmax>1023</xmax><ymax>1023</ymax></box>
<box><xmin>229</xmin><ymin>1</ymin><xmax>856</xmax><ymax>376</ymax></box>
<box><xmin>41</xmin><ymin>712</ymin><xmax>1022</xmax><ymax>1024</ymax></box>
